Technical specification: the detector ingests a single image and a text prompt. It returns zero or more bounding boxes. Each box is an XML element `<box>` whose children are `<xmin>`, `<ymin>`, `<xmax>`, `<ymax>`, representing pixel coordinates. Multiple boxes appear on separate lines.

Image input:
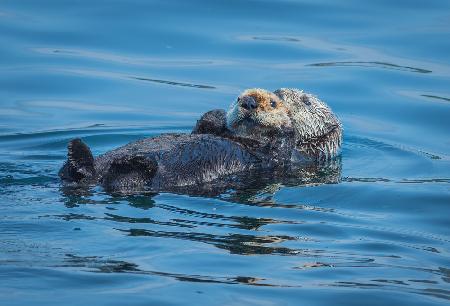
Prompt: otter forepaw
<box><xmin>192</xmin><ymin>109</ymin><xmax>228</xmax><ymax>136</ymax></box>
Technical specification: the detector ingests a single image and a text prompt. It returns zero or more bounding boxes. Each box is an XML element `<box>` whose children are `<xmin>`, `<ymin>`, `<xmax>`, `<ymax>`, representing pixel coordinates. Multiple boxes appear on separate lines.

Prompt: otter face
<box><xmin>226</xmin><ymin>88</ymin><xmax>292</xmax><ymax>140</ymax></box>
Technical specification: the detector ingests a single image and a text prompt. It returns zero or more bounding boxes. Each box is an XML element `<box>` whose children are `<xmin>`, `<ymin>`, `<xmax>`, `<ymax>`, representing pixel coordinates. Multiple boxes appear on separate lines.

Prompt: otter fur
<box><xmin>59</xmin><ymin>88</ymin><xmax>342</xmax><ymax>193</ymax></box>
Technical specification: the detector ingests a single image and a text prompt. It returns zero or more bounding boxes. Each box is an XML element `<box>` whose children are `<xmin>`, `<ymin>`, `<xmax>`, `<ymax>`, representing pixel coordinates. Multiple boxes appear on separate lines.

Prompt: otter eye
<box><xmin>270</xmin><ymin>100</ymin><xmax>277</xmax><ymax>108</ymax></box>
<box><xmin>301</xmin><ymin>95</ymin><xmax>311</xmax><ymax>106</ymax></box>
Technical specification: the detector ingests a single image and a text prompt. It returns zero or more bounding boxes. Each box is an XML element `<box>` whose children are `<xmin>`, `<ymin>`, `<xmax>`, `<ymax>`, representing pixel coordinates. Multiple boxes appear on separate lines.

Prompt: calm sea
<box><xmin>0</xmin><ymin>1</ymin><xmax>449</xmax><ymax>305</ymax></box>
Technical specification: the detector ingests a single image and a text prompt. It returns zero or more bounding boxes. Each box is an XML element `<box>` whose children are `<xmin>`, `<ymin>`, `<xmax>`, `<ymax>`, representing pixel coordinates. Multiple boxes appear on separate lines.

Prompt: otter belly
<box><xmin>90</xmin><ymin>134</ymin><xmax>260</xmax><ymax>193</ymax></box>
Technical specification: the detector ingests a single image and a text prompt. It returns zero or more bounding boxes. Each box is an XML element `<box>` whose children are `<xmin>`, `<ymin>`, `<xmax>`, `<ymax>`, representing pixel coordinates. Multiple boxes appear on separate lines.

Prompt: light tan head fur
<box><xmin>226</xmin><ymin>88</ymin><xmax>292</xmax><ymax>135</ymax></box>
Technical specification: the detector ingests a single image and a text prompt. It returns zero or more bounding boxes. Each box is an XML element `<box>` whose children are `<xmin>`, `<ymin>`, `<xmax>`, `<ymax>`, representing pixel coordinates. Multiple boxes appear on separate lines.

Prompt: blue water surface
<box><xmin>0</xmin><ymin>1</ymin><xmax>449</xmax><ymax>305</ymax></box>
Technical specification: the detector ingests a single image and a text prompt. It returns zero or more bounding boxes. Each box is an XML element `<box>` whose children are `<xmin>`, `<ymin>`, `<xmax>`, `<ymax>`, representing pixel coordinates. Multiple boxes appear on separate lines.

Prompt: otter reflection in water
<box><xmin>59</xmin><ymin>88</ymin><xmax>342</xmax><ymax>194</ymax></box>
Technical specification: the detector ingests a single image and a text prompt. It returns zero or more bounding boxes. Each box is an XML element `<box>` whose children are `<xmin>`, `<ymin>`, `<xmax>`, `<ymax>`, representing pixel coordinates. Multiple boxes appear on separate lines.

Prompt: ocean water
<box><xmin>1</xmin><ymin>0</ymin><xmax>449</xmax><ymax>305</ymax></box>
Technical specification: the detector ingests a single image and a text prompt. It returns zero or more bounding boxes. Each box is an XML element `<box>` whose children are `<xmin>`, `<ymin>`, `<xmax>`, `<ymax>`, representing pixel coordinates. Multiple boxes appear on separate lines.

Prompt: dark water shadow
<box><xmin>117</xmin><ymin>227</ymin><xmax>298</xmax><ymax>256</ymax></box>
<box><xmin>61</xmin><ymin>254</ymin><xmax>296</xmax><ymax>287</ymax></box>
<box><xmin>156</xmin><ymin>203</ymin><xmax>298</xmax><ymax>230</ymax></box>
<box><xmin>104</xmin><ymin>212</ymin><xmax>195</xmax><ymax>228</ymax></box>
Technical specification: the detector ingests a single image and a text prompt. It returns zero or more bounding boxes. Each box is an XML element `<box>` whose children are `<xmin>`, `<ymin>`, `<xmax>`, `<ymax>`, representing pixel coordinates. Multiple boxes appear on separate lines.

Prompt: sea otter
<box><xmin>59</xmin><ymin>88</ymin><xmax>342</xmax><ymax>193</ymax></box>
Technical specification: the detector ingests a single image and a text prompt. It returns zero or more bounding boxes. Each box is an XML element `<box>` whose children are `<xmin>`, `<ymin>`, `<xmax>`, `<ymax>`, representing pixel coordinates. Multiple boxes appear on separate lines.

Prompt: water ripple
<box><xmin>61</xmin><ymin>254</ymin><xmax>295</xmax><ymax>287</ymax></box>
<box><xmin>130</xmin><ymin>76</ymin><xmax>215</xmax><ymax>89</ymax></box>
<box><xmin>308</xmin><ymin>61</ymin><xmax>432</xmax><ymax>73</ymax></box>
<box><xmin>1</xmin><ymin>1</ymin><xmax>450</xmax><ymax>304</ymax></box>
<box><xmin>34</xmin><ymin>47</ymin><xmax>230</xmax><ymax>67</ymax></box>
<box><xmin>118</xmin><ymin>228</ymin><xmax>298</xmax><ymax>256</ymax></box>
<box><xmin>421</xmin><ymin>94</ymin><xmax>450</xmax><ymax>103</ymax></box>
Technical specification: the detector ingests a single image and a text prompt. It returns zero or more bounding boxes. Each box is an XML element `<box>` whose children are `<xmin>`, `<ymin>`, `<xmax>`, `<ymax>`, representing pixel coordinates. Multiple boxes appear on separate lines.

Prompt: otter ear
<box><xmin>273</xmin><ymin>88</ymin><xmax>304</xmax><ymax>104</ymax></box>
<box><xmin>192</xmin><ymin>109</ymin><xmax>228</xmax><ymax>136</ymax></box>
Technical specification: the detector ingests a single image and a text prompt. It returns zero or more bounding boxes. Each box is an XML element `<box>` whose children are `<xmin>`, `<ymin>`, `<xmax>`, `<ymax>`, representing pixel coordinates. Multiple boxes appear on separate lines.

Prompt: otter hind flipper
<box><xmin>102</xmin><ymin>155</ymin><xmax>158</xmax><ymax>193</ymax></box>
<box><xmin>59</xmin><ymin>138</ymin><xmax>96</xmax><ymax>184</ymax></box>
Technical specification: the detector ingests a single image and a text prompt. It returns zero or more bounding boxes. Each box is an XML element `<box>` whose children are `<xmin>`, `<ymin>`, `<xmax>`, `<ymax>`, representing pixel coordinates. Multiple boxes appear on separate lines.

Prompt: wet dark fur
<box><xmin>59</xmin><ymin>90</ymin><xmax>342</xmax><ymax>194</ymax></box>
<box><xmin>59</xmin><ymin>124</ymin><xmax>294</xmax><ymax>193</ymax></box>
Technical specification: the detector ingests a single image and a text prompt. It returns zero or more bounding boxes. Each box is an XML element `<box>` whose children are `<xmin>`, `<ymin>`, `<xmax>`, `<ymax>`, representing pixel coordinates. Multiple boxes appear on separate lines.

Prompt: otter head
<box><xmin>226</xmin><ymin>88</ymin><xmax>293</xmax><ymax>143</ymax></box>
<box><xmin>226</xmin><ymin>88</ymin><xmax>342</xmax><ymax>161</ymax></box>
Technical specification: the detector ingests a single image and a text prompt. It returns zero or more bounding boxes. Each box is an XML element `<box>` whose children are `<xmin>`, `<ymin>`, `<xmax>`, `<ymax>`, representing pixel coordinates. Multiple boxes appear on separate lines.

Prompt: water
<box><xmin>1</xmin><ymin>0</ymin><xmax>449</xmax><ymax>305</ymax></box>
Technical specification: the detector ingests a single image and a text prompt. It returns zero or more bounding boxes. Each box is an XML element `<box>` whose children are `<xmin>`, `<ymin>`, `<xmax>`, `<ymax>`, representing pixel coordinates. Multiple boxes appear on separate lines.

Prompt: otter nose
<box><xmin>240</xmin><ymin>96</ymin><xmax>257</xmax><ymax>110</ymax></box>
